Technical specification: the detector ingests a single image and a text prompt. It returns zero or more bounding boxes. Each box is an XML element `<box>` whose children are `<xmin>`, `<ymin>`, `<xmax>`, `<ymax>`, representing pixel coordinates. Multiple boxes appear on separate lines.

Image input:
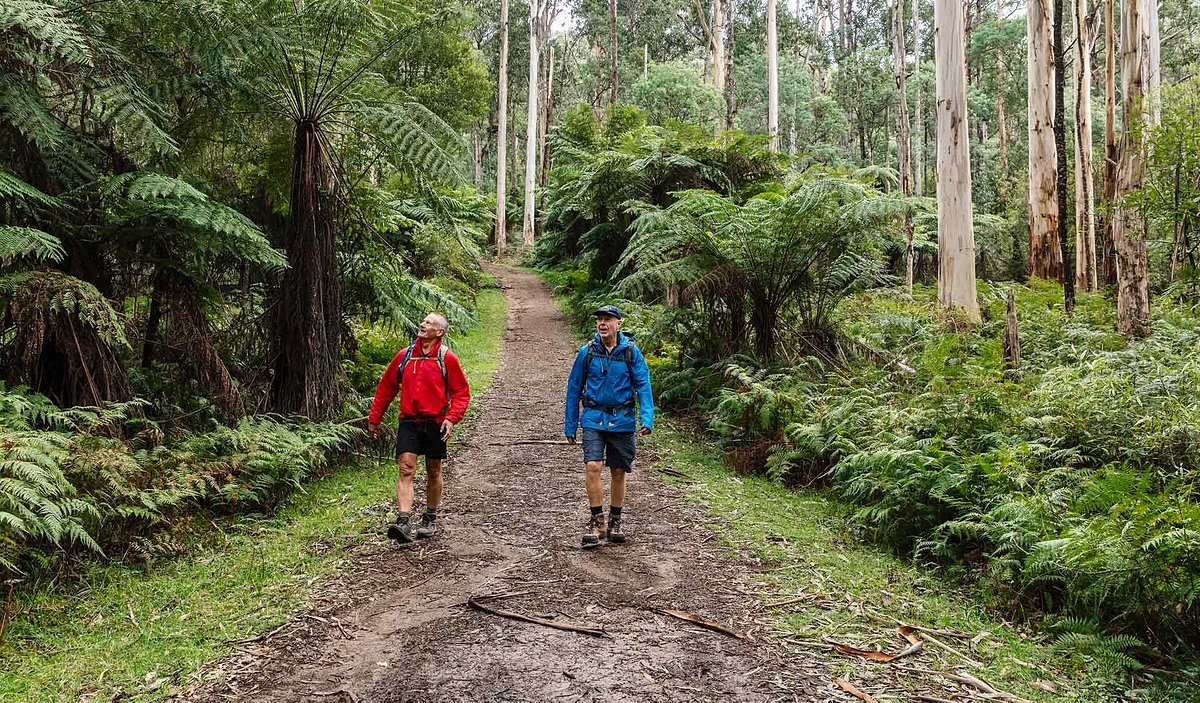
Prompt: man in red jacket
<box><xmin>368</xmin><ymin>312</ymin><xmax>471</xmax><ymax>543</ymax></box>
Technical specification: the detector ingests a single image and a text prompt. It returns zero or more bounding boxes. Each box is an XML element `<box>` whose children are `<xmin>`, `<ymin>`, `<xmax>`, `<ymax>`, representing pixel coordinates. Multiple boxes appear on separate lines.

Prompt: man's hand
<box><xmin>639</xmin><ymin>427</ymin><xmax>651</xmax><ymax>436</ymax></box>
<box><xmin>369</xmin><ymin>422</ymin><xmax>381</xmax><ymax>439</ymax></box>
<box><xmin>441</xmin><ymin>419</ymin><xmax>455</xmax><ymax>441</ymax></box>
<box><xmin>566</xmin><ymin>435</ymin><xmax>577</xmax><ymax>444</ymax></box>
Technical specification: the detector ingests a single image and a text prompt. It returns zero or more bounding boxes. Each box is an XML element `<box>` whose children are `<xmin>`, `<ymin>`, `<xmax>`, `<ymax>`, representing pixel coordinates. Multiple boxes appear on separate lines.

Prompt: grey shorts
<box><xmin>581</xmin><ymin>427</ymin><xmax>636</xmax><ymax>471</ymax></box>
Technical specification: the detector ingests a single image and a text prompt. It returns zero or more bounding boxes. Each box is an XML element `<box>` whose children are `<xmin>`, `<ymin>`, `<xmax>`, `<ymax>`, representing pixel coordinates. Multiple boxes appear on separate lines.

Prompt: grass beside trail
<box><xmin>0</xmin><ymin>288</ymin><xmax>507</xmax><ymax>703</ymax></box>
<box><xmin>645</xmin><ymin>422</ymin><xmax>1119</xmax><ymax>703</ymax></box>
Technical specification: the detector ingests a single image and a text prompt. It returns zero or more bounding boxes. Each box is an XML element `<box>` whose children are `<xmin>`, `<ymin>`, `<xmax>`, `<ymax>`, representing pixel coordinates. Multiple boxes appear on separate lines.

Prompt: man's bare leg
<box><xmin>388</xmin><ymin>452</ymin><xmax>420</xmax><ymax>542</ymax></box>
<box><xmin>395</xmin><ymin>452</ymin><xmax>419</xmax><ymax>512</ymax></box>
<box><xmin>607</xmin><ymin>467</ymin><xmax>628</xmax><ymax>544</ymax></box>
<box><xmin>425</xmin><ymin>459</ymin><xmax>444</xmax><ymax>509</ymax></box>
<box><xmin>416</xmin><ymin>459</ymin><xmax>444</xmax><ymax>538</ymax></box>
<box><xmin>582</xmin><ymin>460</ymin><xmax>606</xmax><ymax>547</ymax></box>
<box><xmin>609</xmin><ymin>467</ymin><xmax>626</xmax><ymax>508</ymax></box>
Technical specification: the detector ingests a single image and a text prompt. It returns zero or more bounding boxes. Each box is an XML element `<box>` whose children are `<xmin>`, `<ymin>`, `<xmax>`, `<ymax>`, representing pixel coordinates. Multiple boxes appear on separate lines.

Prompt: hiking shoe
<box><xmin>415</xmin><ymin>511</ymin><xmax>438</xmax><ymax>539</ymax></box>
<box><xmin>387</xmin><ymin>514</ymin><xmax>414</xmax><ymax>543</ymax></box>
<box><xmin>581</xmin><ymin>513</ymin><xmax>605</xmax><ymax>549</ymax></box>
<box><xmin>606</xmin><ymin>514</ymin><xmax>625</xmax><ymax>544</ymax></box>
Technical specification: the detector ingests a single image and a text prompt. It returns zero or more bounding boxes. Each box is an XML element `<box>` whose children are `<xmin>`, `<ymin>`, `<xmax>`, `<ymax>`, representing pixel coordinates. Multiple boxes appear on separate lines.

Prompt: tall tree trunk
<box><xmin>1114</xmin><ymin>0</ymin><xmax>1153</xmax><ymax>338</ymax></box>
<box><xmin>473</xmin><ymin>130</ymin><xmax>484</xmax><ymax>188</ymax></box>
<box><xmin>935</xmin><ymin>0</ymin><xmax>979</xmax><ymax>319</ymax></box>
<box><xmin>724</xmin><ymin>0</ymin><xmax>737</xmax><ymax>131</ymax></box>
<box><xmin>269</xmin><ymin>120</ymin><xmax>342</xmax><ymax>419</ymax></box>
<box><xmin>767</xmin><ymin>0</ymin><xmax>779</xmax><ymax>150</ymax></box>
<box><xmin>912</xmin><ymin>0</ymin><xmax>924</xmax><ymax>195</ymax></box>
<box><xmin>522</xmin><ymin>0</ymin><xmax>544</xmax><ymax>248</ymax></box>
<box><xmin>1147</xmin><ymin>0</ymin><xmax>1159</xmax><ymax>126</ymax></box>
<box><xmin>713</xmin><ymin>0</ymin><xmax>726</xmax><ymax>91</ymax></box>
<box><xmin>1054</xmin><ymin>0</ymin><xmax>1076</xmax><ymax>312</ymax></box>
<box><xmin>608</xmin><ymin>0</ymin><xmax>619</xmax><ymax>106</ymax></box>
<box><xmin>893</xmin><ymin>0</ymin><xmax>915</xmax><ymax>292</ymax></box>
<box><xmin>539</xmin><ymin>40</ymin><xmax>555</xmax><ymax>189</ymax></box>
<box><xmin>1074</xmin><ymin>0</ymin><xmax>1098</xmax><ymax>291</ymax></box>
<box><xmin>495</xmin><ymin>0</ymin><xmax>510</xmax><ymax>255</ymax></box>
<box><xmin>167</xmin><ymin>278</ymin><xmax>245</xmax><ymax>421</ymax></box>
<box><xmin>1027</xmin><ymin>0</ymin><xmax>1062</xmax><ymax>280</ymax></box>
<box><xmin>1101</xmin><ymin>0</ymin><xmax>1118</xmax><ymax>284</ymax></box>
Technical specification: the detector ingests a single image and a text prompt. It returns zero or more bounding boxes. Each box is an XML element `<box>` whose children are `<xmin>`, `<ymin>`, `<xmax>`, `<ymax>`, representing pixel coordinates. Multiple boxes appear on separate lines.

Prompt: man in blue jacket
<box><xmin>564</xmin><ymin>304</ymin><xmax>654</xmax><ymax>548</ymax></box>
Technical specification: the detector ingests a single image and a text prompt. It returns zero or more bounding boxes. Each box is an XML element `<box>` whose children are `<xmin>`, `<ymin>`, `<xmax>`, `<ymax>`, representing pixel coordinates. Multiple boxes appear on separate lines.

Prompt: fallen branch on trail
<box><xmin>657</xmin><ymin>609</ymin><xmax>747</xmax><ymax>639</ymax></box>
<box><xmin>893</xmin><ymin>665</ymin><xmax>1032</xmax><ymax>703</ymax></box>
<box><xmin>824</xmin><ymin>626</ymin><xmax>924</xmax><ymax>663</ymax></box>
<box><xmin>468</xmin><ymin>594</ymin><xmax>608</xmax><ymax>637</ymax></box>
<box><xmin>834</xmin><ymin>678</ymin><xmax>878</xmax><ymax>703</ymax></box>
<box><xmin>487</xmin><ymin>439</ymin><xmax>574</xmax><ymax>446</ymax></box>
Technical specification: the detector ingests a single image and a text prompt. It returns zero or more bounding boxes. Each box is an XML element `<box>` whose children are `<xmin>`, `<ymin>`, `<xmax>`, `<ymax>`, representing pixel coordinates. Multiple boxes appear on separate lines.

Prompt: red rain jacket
<box><xmin>368</xmin><ymin>339</ymin><xmax>470</xmax><ymax>425</ymax></box>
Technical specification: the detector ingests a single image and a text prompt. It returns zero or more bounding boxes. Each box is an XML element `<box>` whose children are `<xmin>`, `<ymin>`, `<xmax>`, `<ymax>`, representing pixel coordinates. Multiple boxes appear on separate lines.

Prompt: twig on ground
<box><xmin>835</xmin><ymin>678</ymin><xmax>878</xmax><ymax>703</ymax></box>
<box><xmin>919</xmin><ymin>631</ymin><xmax>986</xmax><ymax>668</ymax></box>
<box><xmin>468</xmin><ymin>594</ymin><xmax>608</xmax><ymax>637</ymax></box>
<box><xmin>488</xmin><ymin>439</ymin><xmax>574</xmax><ymax>446</ymax></box>
<box><xmin>232</xmin><ymin>621</ymin><xmax>290</xmax><ymax>644</ymax></box>
<box><xmin>893</xmin><ymin>665</ymin><xmax>1031</xmax><ymax>703</ymax></box>
<box><xmin>657</xmin><ymin>609</ymin><xmax>747</xmax><ymax>639</ymax></box>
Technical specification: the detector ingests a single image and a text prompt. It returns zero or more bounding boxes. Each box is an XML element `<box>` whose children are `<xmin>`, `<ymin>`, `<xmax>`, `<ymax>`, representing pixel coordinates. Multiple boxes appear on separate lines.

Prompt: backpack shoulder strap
<box><xmin>437</xmin><ymin>345</ymin><xmax>451</xmax><ymax>411</ymax></box>
<box><xmin>397</xmin><ymin>345</ymin><xmax>416</xmax><ymax>382</ymax></box>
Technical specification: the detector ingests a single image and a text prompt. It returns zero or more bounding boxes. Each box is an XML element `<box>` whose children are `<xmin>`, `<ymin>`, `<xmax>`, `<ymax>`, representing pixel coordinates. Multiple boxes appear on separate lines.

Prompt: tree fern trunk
<box><xmin>270</xmin><ymin>119</ymin><xmax>343</xmax><ymax>419</ymax></box>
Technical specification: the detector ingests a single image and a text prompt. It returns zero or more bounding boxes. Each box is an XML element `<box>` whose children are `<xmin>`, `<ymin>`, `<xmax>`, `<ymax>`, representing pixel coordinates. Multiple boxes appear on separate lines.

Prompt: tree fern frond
<box><xmin>0</xmin><ymin>226</ymin><xmax>64</xmax><ymax>264</ymax></box>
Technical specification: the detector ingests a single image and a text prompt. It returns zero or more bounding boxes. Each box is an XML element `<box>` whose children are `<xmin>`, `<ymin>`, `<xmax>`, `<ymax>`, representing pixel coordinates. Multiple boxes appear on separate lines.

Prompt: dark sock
<box><xmin>424</xmin><ymin>508</ymin><xmax>438</xmax><ymax>520</ymax></box>
<box><xmin>396</xmin><ymin>511</ymin><xmax>410</xmax><ymax>523</ymax></box>
<box><xmin>590</xmin><ymin>505</ymin><xmax>603</xmax><ymax>517</ymax></box>
<box><xmin>609</xmin><ymin>506</ymin><xmax>622</xmax><ymax>517</ymax></box>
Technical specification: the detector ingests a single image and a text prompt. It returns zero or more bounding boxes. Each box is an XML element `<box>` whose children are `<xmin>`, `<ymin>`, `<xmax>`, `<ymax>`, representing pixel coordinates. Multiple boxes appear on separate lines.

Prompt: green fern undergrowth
<box><xmin>0</xmin><ymin>288</ymin><xmax>506</xmax><ymax>702</ymax></box>
<box><xmin>646</xmin><ymin>422</ymin><xmax>1125</xmax><ymax>703</ymax></box>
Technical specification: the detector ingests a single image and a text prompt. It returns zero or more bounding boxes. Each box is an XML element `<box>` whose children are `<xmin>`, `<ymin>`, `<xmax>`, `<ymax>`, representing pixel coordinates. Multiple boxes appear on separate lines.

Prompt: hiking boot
<box><xmin>581</xmin><ymin>513</ymin><xmax>605</xmax><ymax>549</ymax></box>
<box><xmin>606</xmin><ymin>514</ymin><xmax>625</xmax><ymax>544</ymax></box>
<box><xmin>415</xmin><ymin>510</ymin><xmax>438</xmax><ymax>539</ymax></box>
<box><xmin>387</xmin><ymin>513</ymin><xmax>414</xmax><ymax>543</ymax></box>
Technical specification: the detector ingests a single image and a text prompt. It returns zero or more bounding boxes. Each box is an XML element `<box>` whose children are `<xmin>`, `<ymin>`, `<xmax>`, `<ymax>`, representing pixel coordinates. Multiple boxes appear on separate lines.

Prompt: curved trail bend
<box><xmin>189</xmin><ymin>266</ymin><xmax>835</xmax><ymax>702</ymax></box>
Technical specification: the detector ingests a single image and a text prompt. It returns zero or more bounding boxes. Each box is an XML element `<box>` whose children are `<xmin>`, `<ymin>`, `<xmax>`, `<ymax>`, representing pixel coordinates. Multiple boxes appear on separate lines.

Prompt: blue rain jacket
<box><xmin>564</xmin><ymin>332</ymin><xmax>654</xmax><ymax>436</ymax></box>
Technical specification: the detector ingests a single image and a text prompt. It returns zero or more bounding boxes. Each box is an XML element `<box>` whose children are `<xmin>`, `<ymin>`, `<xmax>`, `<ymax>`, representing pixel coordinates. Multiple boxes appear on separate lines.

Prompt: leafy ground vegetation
<box><xmin>0</xmin><ymin>0</ymin><xmax>498</xmax><ymax>687</ymax></box>
<box><xmin>535</xmin><ymin>102</ymin><xmax>1200</xmax><ymax>699</ymax></box>
<box><xmin>0</xmin><ymin>289</ymin><xmax>505</xmax><ymax>701</ymax></box>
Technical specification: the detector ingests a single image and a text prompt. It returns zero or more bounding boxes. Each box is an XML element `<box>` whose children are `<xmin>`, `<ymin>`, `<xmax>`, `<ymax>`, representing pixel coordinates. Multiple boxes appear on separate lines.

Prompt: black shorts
<box><xmin>395</xmin><ymin>418</ymin><xmax>447</xmax><ymax>460</ymax></box>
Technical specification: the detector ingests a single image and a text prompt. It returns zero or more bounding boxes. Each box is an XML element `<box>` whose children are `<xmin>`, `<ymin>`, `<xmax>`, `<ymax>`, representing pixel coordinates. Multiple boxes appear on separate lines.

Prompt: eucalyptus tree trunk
<box><xmin>522</xmin><ymin>0</ymin><xmax>546</xmax><ymax>248</ymax></box>
<box><xmin>912</xmin><ymin>0</ymin><xmax>924</xmax><ymax>195</ymax></box>
<box><xmin>935</xmin><ymin>0</ymin><xmax>979</xmax><ymax>319</ymax></box>
<box><xmin>495</xmin><ymin>0</ymin><xmax>510</xmax><ymax>254</ymax></box>
<box><xmin>473</xmin><ymin>130</ymin><xmax>484</xmax><ymax>188</ymax></box>
<box><xmin>1147</xmin><ymin>0</ymin><xmax>1160</xmax><ymax>126</ymax></box>
<box><xmin>1074</xmin><ymin>0</ymin><xmax>1098</xmax><ymax>291</ymax></box>
<box><xmin>893</xmin><ymin>0</ymin><xmax>915</xmax><ymax>292</ymax></box>
<box><xmin>1054</xmin><ymin>0</ymin><xmax>1076</xmax><ymax>312</ymax></box>
<box><xmin>1101</xmin><ymin>0</ymin><xmax>1118</xmax><ymax>284</ymax></box>
<box><xmin>724</xmin><ymin>0</ymin><xmax>736</xmax><ymax>131</ymax></box>
<box><xmin>608</xmin><ymin>0</ymin><xmax>619</xmax><ymax>106</ymax></box>
<box><xmin>1027</xmin><ymin>0</ymin><xmax>1062</xmax><ymax>280</ymax></box>
<box><xmin>1113</xmin><ymin>0</ymin><xmax>1153</xmax><ymax>338</ymax></box>
<box><xmin>539</xmin><ymin>40</ymin><xmax>555</xmax><ymax>189</ymax></box>
<box><xmin>767</xmin><ymin>0</ymin><xmax>779</xmax><ymax>151</ymax></box>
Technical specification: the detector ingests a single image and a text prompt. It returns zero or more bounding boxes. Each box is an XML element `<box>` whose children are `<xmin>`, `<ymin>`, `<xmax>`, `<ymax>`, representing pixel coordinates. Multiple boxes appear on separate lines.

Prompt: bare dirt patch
<box><xmin>183</xmin><ymin>267</ymin><xmax>842</xmax><ymax>702</ymax></box>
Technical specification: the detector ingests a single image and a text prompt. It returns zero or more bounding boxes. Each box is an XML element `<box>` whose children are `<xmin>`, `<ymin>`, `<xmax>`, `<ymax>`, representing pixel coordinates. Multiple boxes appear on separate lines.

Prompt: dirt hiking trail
<box><xmin>187</xmin><ymin>267</ymin><xmax>839</xmax><ymax>702</ymax></box>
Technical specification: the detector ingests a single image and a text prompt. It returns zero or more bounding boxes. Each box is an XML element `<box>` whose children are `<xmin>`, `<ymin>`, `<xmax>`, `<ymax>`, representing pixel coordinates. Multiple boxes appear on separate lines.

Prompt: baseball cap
<box><xmin>593</xmin><ymin>304</ymin><xmax>623</xmax><ymax>319</ymax></box>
